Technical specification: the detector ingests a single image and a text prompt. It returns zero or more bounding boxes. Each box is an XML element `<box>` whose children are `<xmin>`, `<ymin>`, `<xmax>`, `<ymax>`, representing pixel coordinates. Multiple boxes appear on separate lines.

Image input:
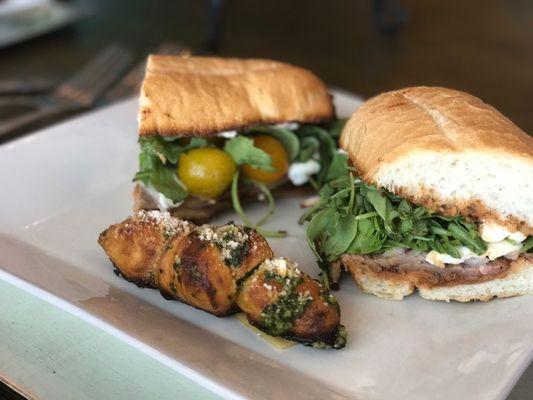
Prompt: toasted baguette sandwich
<box><xmin>133</xmin><ymin>55</ymin><xmax>344</xmax><ymax>230</ymax></box>
<box><xmin>302</xmin><ymin>86</ymin><xmax>533</xmax><ymax>302</ymax></box>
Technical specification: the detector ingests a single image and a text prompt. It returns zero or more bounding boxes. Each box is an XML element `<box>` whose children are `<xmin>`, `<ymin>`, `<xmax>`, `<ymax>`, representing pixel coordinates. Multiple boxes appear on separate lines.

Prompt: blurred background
<box><xmin>0</xmin><ymin>0</ymin><xmax>531</xmax><ymax>398</ymax></box>
<box><xmin>1</xmin><ymin>0</ymin><xmax>532</xmax><ymax>135</ymax></box>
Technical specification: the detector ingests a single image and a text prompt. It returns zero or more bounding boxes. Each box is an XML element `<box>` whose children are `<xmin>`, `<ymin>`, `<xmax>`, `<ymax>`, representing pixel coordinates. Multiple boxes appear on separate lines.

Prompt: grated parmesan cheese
<box><xmin>262</xmin><ymin>258</ymin><xmax>301</xmax><ymax>278</ymax></box>
<box><xmin>135</xmin><ymin>210</ymin><xmax>190</xmax><ymax>237</ymax></box>
<box><xmin>196</xmin><ymin>224</ymin><xmax>250</xmax><ymax>266</ymax></box>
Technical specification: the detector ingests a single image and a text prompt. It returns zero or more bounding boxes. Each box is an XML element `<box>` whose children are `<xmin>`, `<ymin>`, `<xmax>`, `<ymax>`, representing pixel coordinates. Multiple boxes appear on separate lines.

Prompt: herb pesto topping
<box><xmin>196</xmin><ymin>224</ymin><xmax>250</xmax><ymax>267</ymax></box>
<box><xmin>173</xmin><ymin>256</ymin><xmax>181</xmax><ymax>274</ymax></box>
<box><xmin>169</xmin><ymin>281</ymin><xmax>178</xmax><ymax>294</ymax></box>
<box><xmin>259</xmin><ymin>258</ymin><xmax>312</xmax><ymax>336</ymax></box>
<box><xmin>312</xmin><ymin>324</ymin><xmax>347</xmax><ymax>350</ymax></box>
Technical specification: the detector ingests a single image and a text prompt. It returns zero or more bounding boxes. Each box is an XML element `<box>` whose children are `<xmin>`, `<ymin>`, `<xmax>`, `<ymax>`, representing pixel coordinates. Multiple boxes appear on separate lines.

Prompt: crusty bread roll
<box><xmin>335</xmin><ymin>86</ymin><xmax>533</xmax><ymax>302</ymax></box>
<box><xmin>138</xmin><ymin>55</ymin><xmax>335</xmax><ymax>136</ymax></box>
<box><xmin>340</xmin><ymin>86</ymin><xmax>533</xmax><ymax>235</ymax></box>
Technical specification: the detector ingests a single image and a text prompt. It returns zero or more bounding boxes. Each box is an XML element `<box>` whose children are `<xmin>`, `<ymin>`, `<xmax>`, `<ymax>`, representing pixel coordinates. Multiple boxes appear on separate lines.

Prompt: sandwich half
<box><xmin>133</xmin><ymin>55</ymin><xmax>344</xmax><ymax>230</ymax></box>
<box><xmin>302</xmin><ymin>86</ymin><xmax>533</xmax><ymax>302</ymax></box>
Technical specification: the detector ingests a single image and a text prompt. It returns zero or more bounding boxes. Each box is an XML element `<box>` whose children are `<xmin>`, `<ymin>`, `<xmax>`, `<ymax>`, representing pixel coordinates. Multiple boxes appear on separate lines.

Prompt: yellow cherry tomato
<box><xmin>178</xmin><ymin>147</ymin><xmax>237</xmax><ymax>199</ymax></box>
<box><xmin>242</xmin><ymin>135</ymin><xmax>289</xmax><ymax>184</ymax></box>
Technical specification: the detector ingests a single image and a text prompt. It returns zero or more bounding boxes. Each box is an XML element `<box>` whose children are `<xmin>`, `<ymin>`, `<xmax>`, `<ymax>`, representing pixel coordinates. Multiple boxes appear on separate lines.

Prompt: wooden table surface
<box><xmin>1</xmin><ymin>0</ymin><xmax>532</xmax><ymax>399</ymax></box>
<box><xmin>2</xmin><ymin>0</ymin><xmax>533</xmax><ymax>132</ymax></box>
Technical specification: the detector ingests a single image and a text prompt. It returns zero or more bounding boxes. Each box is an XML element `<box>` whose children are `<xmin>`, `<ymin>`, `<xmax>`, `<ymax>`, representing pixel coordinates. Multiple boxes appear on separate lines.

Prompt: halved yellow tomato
<box><xmin>242</xmin><ymin>135</ymin><xmax>289</xmax><ymax>184</ymax></box>
<box><xmin>178</xmin><ymin>148</ymin><xmax>237</xmax><ymax>199</ymax></box>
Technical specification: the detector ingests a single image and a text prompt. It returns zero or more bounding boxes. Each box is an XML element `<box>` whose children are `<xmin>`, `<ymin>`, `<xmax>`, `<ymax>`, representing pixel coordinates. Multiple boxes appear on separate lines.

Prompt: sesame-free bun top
<box><xmin>340</xmin><ymin>86</ymin><xmax>533</xmax><ymax>234</ymax></box>
<box><xmin>138</xmin><ymin>55</ymin><xmax>335</xmax><ymax>136</ymax></box>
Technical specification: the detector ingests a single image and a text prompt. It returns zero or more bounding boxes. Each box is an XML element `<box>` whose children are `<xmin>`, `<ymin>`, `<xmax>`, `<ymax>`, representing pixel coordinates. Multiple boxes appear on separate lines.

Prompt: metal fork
<box><xmin>0</xmin><ymin>45</ymin><xmax>133</xmax><ymax>139</ymax></box>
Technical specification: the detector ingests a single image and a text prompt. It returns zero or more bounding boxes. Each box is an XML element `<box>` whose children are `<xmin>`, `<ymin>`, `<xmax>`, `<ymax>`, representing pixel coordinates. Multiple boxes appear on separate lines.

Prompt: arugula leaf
<box><xmin>301</xmin><ymin>169</ymin><xmax>502</xmax><ymax>261</ymax></box>
<box><xmin>324</xmin><ymin>119</ymin><xmax>348</xmax><ymax>139</ymax></box>
<box><xmin>365</xmin><ymin>187</ymin><xmax>389</xmax><ymax>222</ymax></box>
<box><xmin>251</xmin><ymin>126</ymin><xmax>300</xmax><ymax>161</ymax></box>
<box><xmin>150</xmin><ymin>163</ymin><xmax>188</xmax><ymax>202</ymax></box>
<box><xmin>346</xmin><ymin>218</ymin><xmax>385</xmax><ymax>254</ymax></box>
<box><xmin>325</xmin><ymin>152</ymin><xmax>349</xmax><ymax>182</ymax></box>
<box><xmin>448</xmin><ymin>222</ymin><xmax>487</xmax><ymax>254</ymax></box>
<box><xmin>138</xmin><ymin>136</ymin><xmax>209</xmax><ymax>165</ymax></box>
<box><xmin>184</xmin><ymin>137</ymin><xmax>209</xmax><ymax>151</ymax></box>
<box><xmin>224</xmin><ymin>136</ymin><xmax>275</xmax><ymax>172</ymax></box>
<box><xmin>133</xmin><ymin>150</ymin><xmax>188</xmax><ymax>203</ymax></box>
<box><xmin>306</xmin><ymin>208</ymin><xmax>336</xmax><ymax>260</ymax></box>
<box><xmin>522</xmin><ymin>236</ymin><xmax>533</xmax><ymax>253</ymax></box>
<box><xmin>133</xmin><ymin>136</ymin><xmax>203</xmax><ymax>203</ymax></box>
<box><xmin>297</xmin><ymin>136</ymin><xmax>320</xmax><ymax>162</ymax></box>
<box><xmin>138</xmin><ymin>136</ymin><xmax>182</xmax><ymax>164</ymax></box>
<box><xmin>296</xmin><ymin>125</ymin><xmax>337</xmax><ymax>187</ymax></box>
<box><xmin>321</xmin><ymin>213</ymin><xmax>359</xmax><ymax>260</ymax></box>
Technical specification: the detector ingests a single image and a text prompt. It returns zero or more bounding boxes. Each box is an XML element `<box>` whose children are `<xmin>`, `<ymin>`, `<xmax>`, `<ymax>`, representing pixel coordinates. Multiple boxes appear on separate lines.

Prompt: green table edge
<box><xmin>0</xmin><ymin>279</ymin><xmax>223</xmax><ymax>400</ymax></box>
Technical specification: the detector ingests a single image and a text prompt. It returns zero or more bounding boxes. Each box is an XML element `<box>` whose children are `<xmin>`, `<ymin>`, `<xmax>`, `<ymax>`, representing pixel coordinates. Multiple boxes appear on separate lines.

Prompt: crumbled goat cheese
<box><xmin>216</xmin><ymin>130</ymin><xmax>238</xmax><ymax>138</ymax></box>
<box><xmin>425</xmin><ymin>222</ymin><xmax>529</xmax><ymax>268</ymax></box>
<box><xmin>480</xmin><ymin>222</ymin><xmax>527</xmax><ymax>243</ymax></box>
<box><xmin>426</xmin><ymin>237</ymin><xmax>525</xmax><ymax>268</ymax></box>
<box><xmin>288</xmin><ymin>159</ymin><xmax>321</xmax><ymax>186</ymax></box>
<box><xmin>142</xmin><ymin>184</ymin><xmax>182</xmax><ymax>211</ymax></box>
<box><xmin>274</xmin><ymin>122</ymin><xmax>300</xmax><ymax>130</ymax></box>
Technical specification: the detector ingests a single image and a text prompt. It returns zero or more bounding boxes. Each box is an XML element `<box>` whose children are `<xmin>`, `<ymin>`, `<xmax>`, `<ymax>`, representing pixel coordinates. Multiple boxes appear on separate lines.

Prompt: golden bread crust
<box><xmin>138</xmin><ymin>55</ymin><xmax>334</xmax><ymax>136</ymax></box>
<box><xmin>340</xmin><ymin>86</ymin><xmax>533</xmax><ymax>176</ymax></box>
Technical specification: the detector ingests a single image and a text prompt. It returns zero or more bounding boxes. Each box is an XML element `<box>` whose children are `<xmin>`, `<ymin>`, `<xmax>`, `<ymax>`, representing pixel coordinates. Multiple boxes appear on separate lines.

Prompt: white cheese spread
<box><xmin>288</xmin><ymin>159</ymin><xmax>321</xmax><ymax>186</ymax></box>
<box><xmin>425</xmin><ymin>228</ymin><xmax>526</xmax><ymax>268</ymax></box>
<box><xmin>143</xmin><ymin>184</ymin><xmax>182</xmax><ymax>211</ymax></box>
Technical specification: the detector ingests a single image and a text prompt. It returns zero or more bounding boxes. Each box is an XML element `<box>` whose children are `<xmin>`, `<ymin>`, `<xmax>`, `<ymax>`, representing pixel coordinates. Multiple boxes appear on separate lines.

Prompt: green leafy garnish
<box><xmin>147</xmin><ymin>163</ymin><xmax>188</xmax><ymax>203</ymax></box>
<box><xmin>230</xmin><ymin>171</ymin><xmax>287</xmax><ymax>238</ymax></box>
<box><xmin>298</xmin><ymin>136</ymin><xmax>320</xmax><ymax>162</ymax></box>
<box><xmin>295</xmin><ymin>125</ymin><xmax>338</xmax><ymax>189</ymax></box>
<box><xmin>324</xmin><ymin>119</ymin><xmax>348</xmax><ymax>139</ymax></box>
<box><xmin>522</xmin><ymin>236</ymin><xmax>533</xmax><ymax>253</ymax></box>
<box><xmin>138</xmin><ymin>136</ymin><xmax>182</xmax><ymax>164</ymax></box>
<box><xmin>251</xmin><ymin>126</ymin><xmax>300</xmax><ymax>161</ymax></box>
<box><xmin>302</xmin><ymin>166</ymin><xmax>490</xmax><ymax>263</ymax></box>
<box><xmin>133</xmin><ymin>136</ymin><xmax>191</xmax><ymax>203</ymax></box>
<box><xmin>224</xmin><ymin>136</ymin><xmax>275</xmax><ymax>171</ymax></box>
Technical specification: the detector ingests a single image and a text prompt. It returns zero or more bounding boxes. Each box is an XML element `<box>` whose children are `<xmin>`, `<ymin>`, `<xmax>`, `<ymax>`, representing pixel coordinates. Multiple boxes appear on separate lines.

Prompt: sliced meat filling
<box><xmin>336</xmin><ymin>248</ymin><xmax>514</xmax><ymax>289</ymax></box>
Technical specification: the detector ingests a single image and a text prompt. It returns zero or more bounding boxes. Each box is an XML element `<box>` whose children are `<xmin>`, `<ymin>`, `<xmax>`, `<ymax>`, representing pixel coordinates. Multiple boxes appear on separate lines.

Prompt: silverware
<box><xmin>104</xmin><ymin>42</ymin><xmax>189</xmax><ymax>102</ymax></box>
<box><xmin>0</xmin><ymin>78</ymin><xmax>57</xmax><ymax>95</ymax></box>
<box><xmin>0</xmin><ymin>45</ymin><xmax>133</xmax><ymax>139</ymax></box>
